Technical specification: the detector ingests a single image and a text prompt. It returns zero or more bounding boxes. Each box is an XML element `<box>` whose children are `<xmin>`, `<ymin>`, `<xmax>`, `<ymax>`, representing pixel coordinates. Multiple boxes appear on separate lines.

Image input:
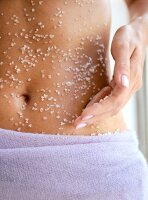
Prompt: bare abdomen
<box><xmin>0</xmin><ymin>0</ymin><xmax>126</xmax><ymax>135</ymax></box>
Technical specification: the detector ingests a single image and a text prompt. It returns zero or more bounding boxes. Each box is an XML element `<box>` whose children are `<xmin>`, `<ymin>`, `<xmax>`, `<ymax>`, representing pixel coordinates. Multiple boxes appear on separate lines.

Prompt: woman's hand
<box><xmin>73</xmin><ymin>19</ymin><xmax>147</xmax><ymax>129</ymax></box>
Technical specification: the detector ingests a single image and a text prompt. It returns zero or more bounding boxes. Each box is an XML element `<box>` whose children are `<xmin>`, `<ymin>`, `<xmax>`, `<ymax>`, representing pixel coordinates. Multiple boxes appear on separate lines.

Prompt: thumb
<box><xmin>111</xmin><ymin>42</ymin><xmax>130</xmax><ymax>89</ymax></box>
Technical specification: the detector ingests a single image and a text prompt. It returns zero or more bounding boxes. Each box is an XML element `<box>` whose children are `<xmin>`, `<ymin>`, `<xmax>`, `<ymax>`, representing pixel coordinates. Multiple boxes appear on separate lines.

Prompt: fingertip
<box><xmin>73</xmin><ymin>116</ymin><xmax>81</xmax><ymax>125</ymax></box>
<box><xmin>114</xmin><ymin>60</ymin><xmax>130</xmax><ymax>88</ymax></box>
<box><xmin>114</xmin><ymin>71</ymin><xmax>129</xmax><ymax>89</ymax></box>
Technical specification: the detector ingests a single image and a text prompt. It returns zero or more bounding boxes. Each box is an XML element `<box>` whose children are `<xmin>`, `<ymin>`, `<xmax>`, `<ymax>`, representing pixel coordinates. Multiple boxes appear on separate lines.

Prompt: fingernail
<box><xmin>121</xmin><ymin>75</ymin><xmax>129</xmax><ymax>88</ymax></box>
<box><xmin>76</xmin><ymin>123</ymin><xmax>87</xmax><ymax>129</ymax></box>
<box><xmin>82</xmin><ymin>115</ymin><xmax>94</xmax><ymax>120</ymax></box>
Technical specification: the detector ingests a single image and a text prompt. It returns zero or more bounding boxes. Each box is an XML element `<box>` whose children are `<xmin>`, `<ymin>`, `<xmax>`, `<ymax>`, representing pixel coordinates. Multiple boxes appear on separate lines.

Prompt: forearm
<box><xmin>127</xmin><ymin>0</ymin><xmax>148</xmax><ymax>44</ymax></box>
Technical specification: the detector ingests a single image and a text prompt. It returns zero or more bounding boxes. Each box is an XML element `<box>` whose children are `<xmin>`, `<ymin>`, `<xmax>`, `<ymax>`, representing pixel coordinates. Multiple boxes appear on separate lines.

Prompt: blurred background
<box><xmin>110</xmin><ymin>0</ymin><xmax>148</xmax><ymax>160</ymax></box>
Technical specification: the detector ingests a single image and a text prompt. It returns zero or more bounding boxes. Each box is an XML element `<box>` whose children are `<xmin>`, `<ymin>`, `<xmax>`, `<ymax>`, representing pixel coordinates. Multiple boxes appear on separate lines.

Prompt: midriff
<box><xmin>0</xmin><ymin>0</ymin><xmax>127</xmax><ymax>135</ymax></box>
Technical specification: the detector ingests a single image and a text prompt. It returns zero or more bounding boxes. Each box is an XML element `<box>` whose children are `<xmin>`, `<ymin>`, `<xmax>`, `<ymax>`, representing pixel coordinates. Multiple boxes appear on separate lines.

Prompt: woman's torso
<box><xmin>0</xmin><ymin>0</ymin><xmax>127</xmax><ymax>135</ymax></box>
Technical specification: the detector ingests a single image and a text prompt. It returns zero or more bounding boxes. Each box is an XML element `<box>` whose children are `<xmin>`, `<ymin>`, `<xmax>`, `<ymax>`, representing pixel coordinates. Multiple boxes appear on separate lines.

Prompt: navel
<box><xmin>21</xmin><ymin>93</ymin><xmax>30</xmax><ymax>104</ymax></box>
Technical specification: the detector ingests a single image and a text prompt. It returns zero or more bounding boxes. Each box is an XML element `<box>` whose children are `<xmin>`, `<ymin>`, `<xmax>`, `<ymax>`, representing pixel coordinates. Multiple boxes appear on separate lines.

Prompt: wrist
<box><xmin>130</xmin><ymin>14</ymin><xmax>148</xmax><ymax>45</ymax></box>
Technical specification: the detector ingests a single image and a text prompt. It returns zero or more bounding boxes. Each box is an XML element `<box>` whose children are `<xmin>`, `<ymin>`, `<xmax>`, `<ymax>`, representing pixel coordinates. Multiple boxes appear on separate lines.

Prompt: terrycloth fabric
<box><xmin>0</xmin><ymin>128</ymin><xmax>148</xmax><ymax>200</ymax></box>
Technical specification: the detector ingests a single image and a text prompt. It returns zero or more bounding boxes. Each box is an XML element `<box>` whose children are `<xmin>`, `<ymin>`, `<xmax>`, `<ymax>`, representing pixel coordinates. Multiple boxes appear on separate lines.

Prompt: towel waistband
<box><xmin>0</xmin><ymin>127</ymin><xmax>138</xmax><ymax>149</ymax></box>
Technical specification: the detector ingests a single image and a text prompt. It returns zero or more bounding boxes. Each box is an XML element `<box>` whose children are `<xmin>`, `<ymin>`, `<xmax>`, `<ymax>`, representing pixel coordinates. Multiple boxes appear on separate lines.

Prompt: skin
<box><xmin>74</xmin><ymin>0</ymin><xmax>148</xmax><ymax>130</ymax></box>
<box><xmin>0</xmin><ymin>0</ymin><xmax>127</xmax><ymax>135</ymax></box>
<box><xmin>0</xmin><ymin>0</ymin><xmax>147</xmax><ymax>135</ymax></box>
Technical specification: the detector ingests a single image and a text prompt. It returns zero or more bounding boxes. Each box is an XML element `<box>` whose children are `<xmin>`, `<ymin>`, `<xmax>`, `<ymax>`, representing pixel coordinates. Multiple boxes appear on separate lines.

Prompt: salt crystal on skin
<box><xmin>49</xmin><ymin>34</ymin><xmax>54</xmax><ymax>39</ymax></box>
<box><xmin>27</xmin><ymin>78</ymin><xmax>31</xmax><ymax>82</ymax></box>
<box><xmin>32</xmin><ymin>107</ymin><xmax>37</xmax><ymax>111</ymax></box>
<box><xmin>39</xmin><ymin>1</ymin><xmax>43</xmax><ymax>5</ymax></box>
<box><xmin>40</xmin><ymin>108</ymin><xmax>44</xmax><ymax>112</ymax></box>
<box><xmin>38</xmin><ymin>22</ymin><xmax>45</xmax><ymax>29</ymax></box>
<box><xmin>0</xmin><ymin>23</ymin><xmax>107</xmax><ymax>131</ymax></box>
<box><xmin>43</xmin><ymin>116</ymin><xmax>48</xmax><ymax>120</ymax></box>
<box><xmin>14</xmin><ymin>122</ymin><xmax>18</xmax><ymax>126</ymax></box>
<box><xmin>90</xmin><ymin>133</ymin><xmax>96</xmax><ymax>136</ymax></box>
<box><xmin>48</xmin><ymin>74</ymin><xmax>52</xmax><ymax>79</ymax></box>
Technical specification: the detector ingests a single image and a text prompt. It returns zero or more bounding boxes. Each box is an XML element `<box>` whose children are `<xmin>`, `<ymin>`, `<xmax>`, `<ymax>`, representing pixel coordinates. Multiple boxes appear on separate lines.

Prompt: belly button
<box><xmin>22</xmin><ymin>94</ymin><xmax>30</xmax><ymax>103</ymax></box>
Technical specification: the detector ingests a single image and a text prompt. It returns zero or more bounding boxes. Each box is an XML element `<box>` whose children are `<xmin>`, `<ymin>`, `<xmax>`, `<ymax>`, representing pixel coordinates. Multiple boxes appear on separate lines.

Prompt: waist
<box><xmin>0</xmin><ymin>50</ymin><xmax>127</xmax><ymax>135</ymax></box>
<box><xmin>0</xmin><ymin>87</ymin><xmax>127</xmax><ymax>135</ymax></box>
<box><xmin>0</xmin><ymin>0</ymin><xmax>127</xmax><ymax>135</ymax></box>
<box><xmin>0</xmin><ymin>51</ymin><xmax>127</xmax><ymax>135</ymax></box>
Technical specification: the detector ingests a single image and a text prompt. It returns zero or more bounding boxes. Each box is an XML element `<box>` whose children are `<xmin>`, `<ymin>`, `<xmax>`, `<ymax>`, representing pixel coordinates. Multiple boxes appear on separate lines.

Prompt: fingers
<box><xmin>77</xmin><ymin>86</ymin><xmax>134</xmax><ymax>127</ymax></box>
<box><xmin>84</xmin><ymin>86</ymin><xmax>112</xmax><ymax>108</ymax></box>
<box><xmin>74</xmin><ymin>86</ymin><xmax>112</xmax><ymax>126</ymax></box>
<box><xmin>81</xmin><ymin>85</ymin><xmax>128</xmax><ymax>120</ymax></box>
<box><xmin>74</xmin><ymin>48</ymin><xmax>144</xmax><ymax>128</ymax></box>
<box><xmin>73</xmin><ymin>86</ymin><xmax>112</xmax><ymax>127</ymax></box>
<box><xmin>73</xmin><ymin>85</ymin><xmax>122</xmax><ymax>128</ymax></box>
<box><xmin>73</xmin><ymin>25</ymin><xmax>146</xmax><ymax>129</ymax></box>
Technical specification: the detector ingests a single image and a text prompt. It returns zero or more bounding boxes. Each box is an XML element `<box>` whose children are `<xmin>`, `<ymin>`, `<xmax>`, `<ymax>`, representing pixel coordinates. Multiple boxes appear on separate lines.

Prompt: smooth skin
<box><xmin>74</xmin><ymin>0</ymin><xmax>148</xmax><ymax>129</ymax></box>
